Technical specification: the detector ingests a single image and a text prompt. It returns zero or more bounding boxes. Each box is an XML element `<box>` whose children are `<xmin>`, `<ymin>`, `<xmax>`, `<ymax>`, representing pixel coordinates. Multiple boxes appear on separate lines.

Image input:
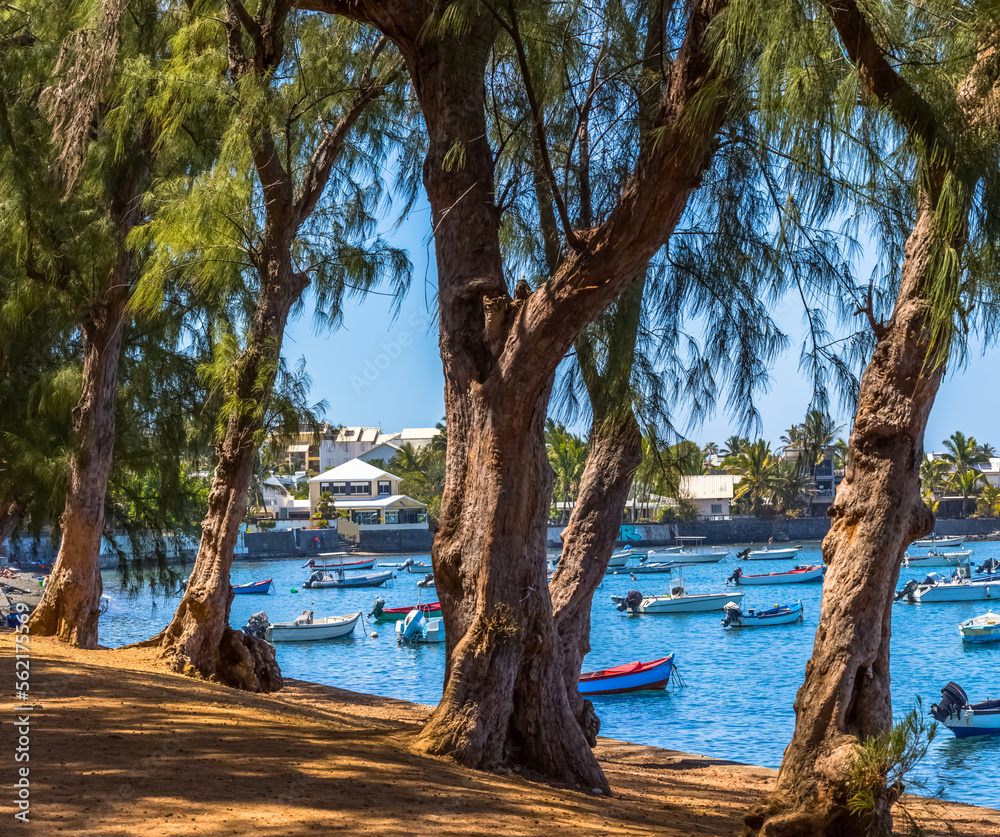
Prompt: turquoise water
<box><xmin>98</xmin><ymin>543</ymin><xmax>1000</xmax><ymax>808</ymax></box>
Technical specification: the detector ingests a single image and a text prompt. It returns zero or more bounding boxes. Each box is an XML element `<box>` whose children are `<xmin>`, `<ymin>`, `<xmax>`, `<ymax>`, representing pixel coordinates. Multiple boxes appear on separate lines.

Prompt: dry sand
<box><xmin>2</xmin><ymin>633</ymin><xmax>998</xmax><ymax>836</ymax></box>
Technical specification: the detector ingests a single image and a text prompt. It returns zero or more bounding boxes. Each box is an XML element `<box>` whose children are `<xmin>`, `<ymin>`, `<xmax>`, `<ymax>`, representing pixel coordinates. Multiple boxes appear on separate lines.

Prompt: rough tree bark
<box><xmin>746</xmin><ymin>3</ymin><xmax>995</xmax><ymax>834</ymax></box>
<box><xmin>304</xmin><ymin>0</ymin><xmax>733</xmax><ymax>787</ymax></box>
<box><xmin>152</xmin><ymin>2</ymin><xmax>392</xmax><ymax>690</ymax></box>
<box><xmin>29</xmin><ymin>157</ymin><xmax>148</xmax><ymax>649</ymax></box>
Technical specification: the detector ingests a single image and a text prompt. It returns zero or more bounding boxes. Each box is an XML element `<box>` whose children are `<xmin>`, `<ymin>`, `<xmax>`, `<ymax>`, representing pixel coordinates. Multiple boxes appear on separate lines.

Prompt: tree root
<box><xmin>155</xmin><ymin>628</ymin><xmax>283</xmax><ymax>694</ymax></box>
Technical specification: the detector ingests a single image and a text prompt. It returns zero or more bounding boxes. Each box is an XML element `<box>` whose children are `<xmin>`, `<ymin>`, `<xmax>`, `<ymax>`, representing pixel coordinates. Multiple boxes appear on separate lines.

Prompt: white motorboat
<box><xmin>306</xmin><ymin>553</ymin><xmax>377</xmax><ymax>571</ymax></box>
<box><xmin>743</xmin><ymin>546</ymin><xmax>801</xmax><ymax>560</ymax></box>
<box><xmin>931</xmin><ymin>682</ymin><xmax>1000</xmax><ymax>737</ymax></box>
<box><xmin>304</xmin><ymin>568</ymin><xmax>394</xmax><ymax>588</ymax></box>
<box><xmin>265</xmin><ymin>610</ymin><xmax>361</xmax><ymax>642</ymax></box>
<box><xmin>903</xmin><ymin>550</ymin><xmax>972</xmax><ymax>570</ymax></box>
<box><xmin>396</xmin><ymin>607</ymin><xmax>445</xmax><ymax>643</ymax></box>
<box><xmin>722</xmin><ymin>600</ymin><xmax>804</xmax><ymax>627</ymax></box>
<box><xmin>912</xmin><ymin>535</ymin><xmax>964</xmax><ymax>549</ymax></box>
<box><xmin>725</xmin><ymin>565</ymin><xmax>825</xmax><ymax>585</ymax></box>
<box><xmin>895</xmin><ymin>573</ymin><xmax>1000</xmax><ymax>603</ymax></box>
<box><xmin>959</xmin><ymin>611</ymin><xmax>1000</xmax><ymax>643</ymax></box>
<box><xmin>607</xmin><ymin>546</ymin><xmax>648</xmax><ymax>567</ymax></box>
<box><xmin>652</xmin><ymin>536</ymin><xmax>728</xmax><ymax>564</ymax></box>
<box><xmin>608</xmin><ymin>561</ymin><xmax>684</xmax><ymax>574</ymax></box>
<box><xmin>613</xmin><ymin>580</ymin><xmax>743</xmax><ymax>614</ymax></box>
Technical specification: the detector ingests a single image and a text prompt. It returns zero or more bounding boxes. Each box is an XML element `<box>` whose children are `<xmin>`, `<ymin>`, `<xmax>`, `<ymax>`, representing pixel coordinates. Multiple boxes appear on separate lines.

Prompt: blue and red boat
<box><xmin>232</xmin><ymin>578</ymin><xmax>273</xmax><ymax>594</ymax></box>
<box><xmin>578</xmin><ymin>655</ymin><xmax>674</xmax><ymax>696</ymax></box>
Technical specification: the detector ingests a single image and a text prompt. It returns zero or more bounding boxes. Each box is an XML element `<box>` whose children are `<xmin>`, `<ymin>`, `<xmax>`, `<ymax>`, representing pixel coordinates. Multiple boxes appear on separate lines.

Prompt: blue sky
<box><xmin>284</xmin><ymin>202</ymin><xmax>1000</xmax><ymax>452</ymax></box>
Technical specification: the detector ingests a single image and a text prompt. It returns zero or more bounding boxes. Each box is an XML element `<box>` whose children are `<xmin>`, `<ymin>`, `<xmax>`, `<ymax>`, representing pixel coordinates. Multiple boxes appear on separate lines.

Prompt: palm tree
<box><xmin>949</xmin><ymin>469</ymin><xmax>986</xmax><ymax>519</ymax></box>
<box><xmin>919</xmin><ymin>456</ymin><xmax>951</xmax><ymax>496</ymax></box>
<box><xmin>722</xmin><ymin>436</ymin><xmax>750</xmax><ymax>459</ymax></box>
<box><xmin>977</xmin><ymin>484</ymin><xmax>1000</xmax><ymax>518</ymax></box>
<box><xmin>545</xmin><ymin>419</ymin><xmax>587</xmax><ymax>523</ymax></box>
<box><xmin>724</xmin><ymin>440</ymin><xmax>777</xmax><ymax>517</ymax></box>
<box><xmin>770</xmin><ymin>459</ymin><xmax>811</xmax><ymax>517</ymax></box>
<box><xmin>978</xmin><ymin>442</ymin><xmax>997</xmax><ymax>460</ymax></box>
<box><xmin>941</xmin><ymin>431</ymin><xmax>990</xmax><ymax>476</ymax></box>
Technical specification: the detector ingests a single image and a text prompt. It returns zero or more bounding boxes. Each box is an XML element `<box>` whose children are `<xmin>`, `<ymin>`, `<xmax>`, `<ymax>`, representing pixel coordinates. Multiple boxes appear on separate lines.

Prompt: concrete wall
<box><xmin>358</xmin><ymin>528</ymin><xmax>434</xmax><ymax>553</ymax></box>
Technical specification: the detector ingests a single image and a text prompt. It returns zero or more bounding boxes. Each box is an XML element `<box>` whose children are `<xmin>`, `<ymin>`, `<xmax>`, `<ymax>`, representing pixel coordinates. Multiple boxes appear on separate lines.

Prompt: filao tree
<box><xmin>302</xmin><ymin>0</ymin><xmax>745</xmax><ymax>790</ymax></box>
<box><xmin>744</xmin><ymin>2</ymin><xmax>1000</xmax><ymax>835</ymax></box>
<box><xmin>135</xmin><ymin>1</ymin><xmax>409</xmax><ymax>689</ymax></box>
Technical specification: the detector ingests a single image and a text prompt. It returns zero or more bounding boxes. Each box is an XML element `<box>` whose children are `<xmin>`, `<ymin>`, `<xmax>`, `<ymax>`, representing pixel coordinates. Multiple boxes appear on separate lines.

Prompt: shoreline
<box><xmin>3</xmin><ymin>634</ymin><xmax>998</xmax><ymax>836</ymax></box>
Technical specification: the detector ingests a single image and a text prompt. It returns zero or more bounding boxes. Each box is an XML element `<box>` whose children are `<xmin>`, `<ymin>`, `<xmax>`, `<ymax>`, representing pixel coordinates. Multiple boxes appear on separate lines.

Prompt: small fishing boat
<box><xmin>895</xmin><ymin>573</ymin><xmax>1000</xmax><ymax>603</ymax></box>
<box><xmin>578</xmin><ymin>655</ymin><xmax>674</xmax><ymax>695</ymax></box>
<box><xmin>399</xmin><ymin>557</ymin><xmax>434</xmax><ymax>573</ymax></box>
<box><xmin>609</xmin><ymin>561</ymin><xmax>685</xmax><ymax>575</ymax></box>
<box><xmin>613</xmin><ymin>582</ymin><xmax>743</xmax><ymax>614</ymax></box>
<box><xmin>265</xmin><ymin>610</ymin><xmax>362</xmax><ymax>642</ymax></box>
<box><xmin>304</xmin><ymin>568</ymin><xmax>394</xmax><ymax>589</ymax></box>
<box><xmin>959</xmin><ymin>611</ymin><xmax>1000</xmax><ymax>643</ymax></box>
<box><xmin>232</xmin><ymin>578</ymin><xmax>272</xmax><ymax>594</ymax></box>
<box><xmin>931</xmin><ymin>682</ymin><xmax>1000</xmax><ymax>737</ymax></box>
<box><xmin>722</xmin><ymin>600</ymin><xmax>804</xmax><ymax>627</ymax></box>
<box><xmin>396</xmin><ymin>607</ymin><xmax>445</xmax><ymax>643</ymax></box>
<box><xmin>305</xmin><ymin>553</ymin><xmax>377</xmax><ymax>571</ymax></box>
<box><xmin>725</xmin><ymin>565</ymin><xmax>824</xmax><ymax>585</ymax></box>
<box><xmin>743</xmin><ymin>546</ymin><xmax>801</xmax><ymax>560</ymax></box>
<box><xmin>368</xmin><ymin>597</ymin><xmax>442</xmax><ymax>622</ymax></box>
<box><xmin>912</xmin><ymin>535</ymin><xmax>965</xmax><ymax>549</ymax></box>
<box><xmin>903</xmin><ymin>550</ymin><xmax>973</xmax><ymax>570</ymax></box>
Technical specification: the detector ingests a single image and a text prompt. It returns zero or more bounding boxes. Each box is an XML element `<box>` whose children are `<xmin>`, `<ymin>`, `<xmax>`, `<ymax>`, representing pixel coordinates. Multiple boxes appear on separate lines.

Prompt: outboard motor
<box><xmin>398</xmin><ymin>608</ymin><xmax>426</xmax><ymax>643</ymax></box>
<box><xmin>977</xmin><ymin>557</ymin><xmax>1000</xmax><ymax>575</ymax></box>
<box><xmin>243</xmin><ymin>611</ymin><xmax>269</xmax><ymax>639</ymax></box>
<box><xmin>400</xmin><ymin>558</ymin><xmax>414</xmax><ymax>571</ymax></box>
<box><xmin>736</xmin><ymin>548</ymin><xmax>751</xmax><ymax>561</ymax></box>
<box><xmin>304</xmin><ymin>570</ymin><xmax>324</xmax><ymax>589</ymax></box>
<box><xmin>894</xmin><ymin>579</ymin><xmax>920</xmax><ymax>602</ymax></box>
<box><xmin>722</xmin><ymin>602</ymin><xmax>743</xmax><ymax>627</ymax></box>
<box><xmin>616</xmin><ymin>590</ymin><xmax>644</xmax><ymax>613</ymax></box>
<box><xmin>368</xmin><ymin>597</ymin><xmax>386</xmax><ymax>620</ymax></box>
<box><xmin>930</xmin><ymin>682</ymin><xmax>969</xmax><ymax>722</ymax></box>
<box><xmin>726</xmin><ymin>567</ymin><xmax>743</xmax><ymax>586</ymax></box>
<box><xmin>417</xmin><ymin>573</ymin><xmax>435</xmax><ymax>589</ymax></box>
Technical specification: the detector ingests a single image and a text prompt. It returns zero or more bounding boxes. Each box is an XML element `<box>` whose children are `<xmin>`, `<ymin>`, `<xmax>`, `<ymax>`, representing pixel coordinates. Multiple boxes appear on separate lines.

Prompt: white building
<box><xmin>309</xmin><ymin>459</ymin><xmax>428</xmax><ymax>528</ymax></box>
<box><xmin>676</xmin><ymin>474</ymin><xmax>742</xmax><ymax>519</ymax></box>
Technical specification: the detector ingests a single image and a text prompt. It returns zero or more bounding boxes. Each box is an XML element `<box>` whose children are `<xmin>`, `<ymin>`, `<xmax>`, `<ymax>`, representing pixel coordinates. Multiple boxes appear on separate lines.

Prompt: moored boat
<box><xmin>607</xmin><ymin>545</ymin><xmax>648</xmax><ymax>567</ymax></box>
<box><xmin>912</xmin><ymin>535</ymin><xmax>965</xmax><ymax>549</ymax></box>
<box><xmin>232</xmin><ymin>578</ymin><xmax>272</xmax><ymax>594</ymax></box>
<box><xmin>306</xmin><ymin>553</ymin><xmax>377</xmax><ymax>571</ymax></box>
<box><xmin>655</xmin><ymin>536</ymin><xmax>728</xmax><ymax>563</ymax></box>
<box><xmin>725</xmin><ymin>565</ymin><xmax>824</xmax><ymax>585</ymax></box>
<box><xmin>722</xmin><ymin>600</ymin><xmax>804</xmax><ymax>627</ymax></box>
<box><xmin>304</xmin><ymin>568</ymin><xmax>394</xmax><ymax>589</ymax></box>
<box><xmin>743</xmin><ymin>546</ymin><xmax>801</xmax><ymax>560</ymax></box>
<box><xmin>578</xmin><ymin>655</ymin><xmax>674</xmax><ymax>695</ymax></box>
<box><xmin>368</xmin><ymin>597</ymin><xmax>442</xmax><ymax>622</ymax></box>
<box><xmin>931</xmin><ymin>682</ymin><xmax>1000</xmax><ymax>737</ymax></box>
<box><xmin>895</xmin><ymin>573</ymin><xmax>1000</xmax><ymax>603</ymax></box>
<box><xmin>264</xmin><ymin>610</ymin><xmax>362</xmax><ymax>642</ymax></box>
<box><xmin>613</xmin><ymin>583</ymin><xmax>743</xmax><ymax>614</ymax></box>
<box><xmin>609</xmin><ymin>561</ymin><xmax>684</xmax><ymax>574</ymax></box>
<box><xmin>903</xmin><ymin>550</ymin><xmax>972</xmax><ymax>570</ymax></box>
<box><xmin>959</xmin><ymin>611</ymin><xmax>1000</xmax><ymax>643</ymax></box>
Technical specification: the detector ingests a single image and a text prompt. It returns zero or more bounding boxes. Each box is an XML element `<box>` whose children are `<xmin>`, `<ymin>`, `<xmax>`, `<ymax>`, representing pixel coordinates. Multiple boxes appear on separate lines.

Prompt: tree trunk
<box><xmin>745</xmin><ymin>207</ymin><xmax>945</xmax><ymax>837</ymax></box>
<box><xmin>28</xmin><ymin>285</ymin><xmax>130</xmax><ymax>648</ymax></box>
<box><xmin>154</xmin><ymin>268</ymin><xmax>304</xmax><ymax>692</ymax></box>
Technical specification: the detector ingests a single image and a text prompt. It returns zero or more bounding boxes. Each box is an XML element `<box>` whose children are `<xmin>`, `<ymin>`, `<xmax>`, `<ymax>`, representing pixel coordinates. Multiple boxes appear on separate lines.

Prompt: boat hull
<box><xmin>373</xmin><ymin>603</ymin><xmax>442</xmax><ymax>622</ymax></box>
<box><xmin>723</xmin><ymin>602</ymin><xmax>804</xmax><ymax>627</ymax></box>
<box><xmin>733</xmin><ymin>566</ymin><xmax>824</xmax><ymax>585</ymax></box>
<box><xmin>578</xmin><ymin>655</ymin><xmax>674</xmax><ymax>695</ymax></box>
<box><xmin>308</xmin><ymin>570</ymin><xmax>394</xmax><ymax>588</ymax></box>
<box><xmin>959</xmin><ymin>612</ymin><xmax>1000</xmax><ymax>643</ymax></box>
<box><xmin>309</xmin><ymin>556</ymin><xmax>377</xmax><ymax>570</ymax></box>
<box><xmin>266</xmin><ymin>611</ymin><xmax>361</xmax><ymax>642</ymax></box>
<box><xmin>913</xmin><ymin>582</ymin><xmax>999</xmax><ymax>602</ymax></box>
<box><xmin>612</xmin><ymin>562</ymin><xmax>682</xmax><ymax>574</ymax></box>
<box><xmin>653</xmin><ymin>551</ymin><xmax>728</xmax><ymax>564</ymax></box>
<box><xmin>232</xmin><ymin>578</ymin><xmax>272</xmax><ymax>594</ymax></box>
<box><xmin>637</xmin><ymin>592</ymin><xmax>743</xmax><ymax>613</ymax></box>
<box><xmin>942</xmin><ymin>710</ymin><xmax>1000</xmax><ymax>737</ymax></box>
<box><xmin>745</xmin><ymin>548</ymin><xmax>801</xmax><ymax>560</ymax></box>
<box><xmin>904</xmin><ymin>552</ymin><xmax>972</xmax><ymax>569</ymax></box>
<box><xmin>912</xmin><ymin>536</ymin><xmax>964</xmax><ymax>549</ymax></box>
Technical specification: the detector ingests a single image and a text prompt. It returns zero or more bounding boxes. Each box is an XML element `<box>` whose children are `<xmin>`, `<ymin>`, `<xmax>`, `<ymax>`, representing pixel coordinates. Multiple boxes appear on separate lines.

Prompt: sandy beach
<box><xmin>2</xmin><ymin>633</ymin><xmax>998</xmax><ymax>836</ymax></box>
